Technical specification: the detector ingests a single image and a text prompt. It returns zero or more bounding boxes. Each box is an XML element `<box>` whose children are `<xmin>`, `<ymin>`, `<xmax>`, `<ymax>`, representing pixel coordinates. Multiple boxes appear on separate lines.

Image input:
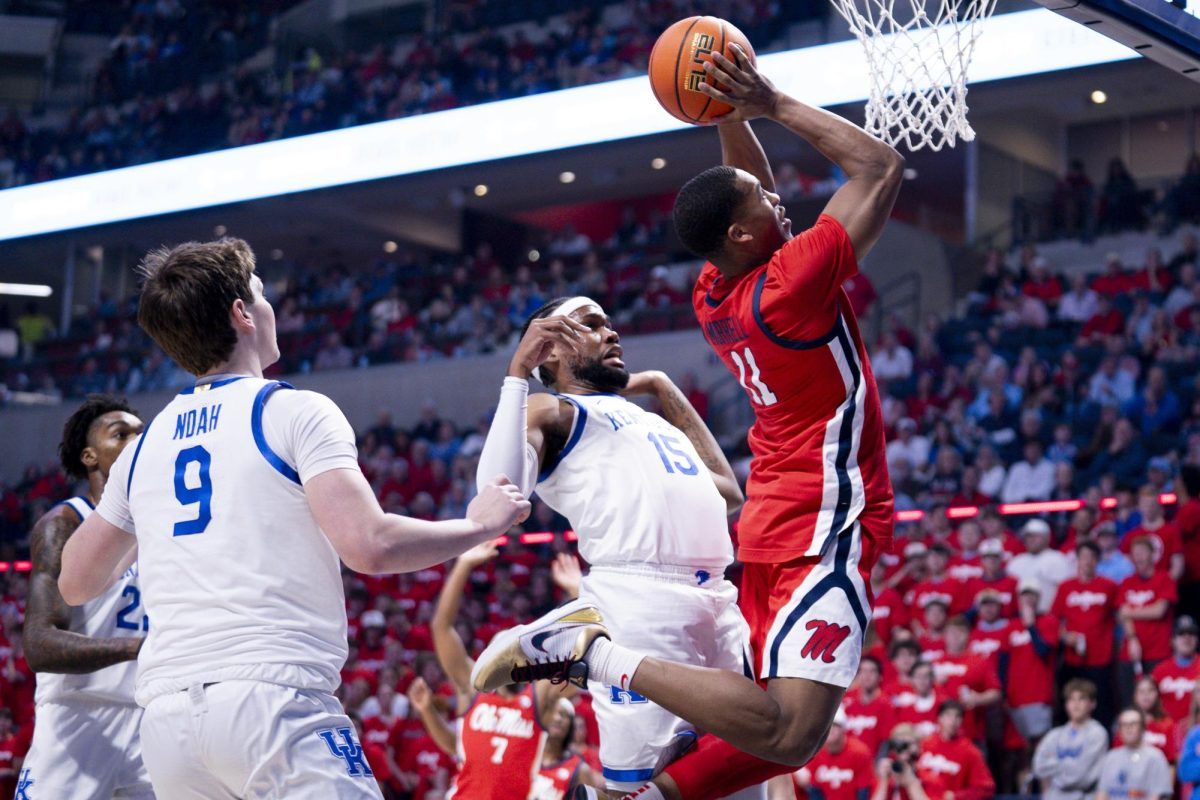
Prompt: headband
<box><xmin>531</xmin><ymin>296</ymin><xmax>601</xmax><ymax>385</ymax></box>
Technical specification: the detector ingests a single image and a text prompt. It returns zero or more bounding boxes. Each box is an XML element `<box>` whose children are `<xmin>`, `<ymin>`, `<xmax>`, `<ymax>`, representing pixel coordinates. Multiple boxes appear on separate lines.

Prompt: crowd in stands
<box><xmin>1015</xmin><ymin>154</ymin><xmax>1200</xmax><ymax>243</ymax></box>
<box><xmin>1</xmin><ymin>214</ymin><xmax>1200</xmax><ymax>796</ymax></box>
<box><xmin>0</xmin><ymin>0</ymin><xmax>799</xmax><ymax>189</ymax></box>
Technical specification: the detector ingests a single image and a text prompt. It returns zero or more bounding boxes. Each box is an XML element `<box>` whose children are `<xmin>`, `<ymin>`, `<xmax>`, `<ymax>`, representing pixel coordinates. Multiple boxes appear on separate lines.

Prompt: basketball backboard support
<box><xmin>1032</xmin><ymin>0</ymin><xmax>1200</xmax><ymax>81</ymax></box>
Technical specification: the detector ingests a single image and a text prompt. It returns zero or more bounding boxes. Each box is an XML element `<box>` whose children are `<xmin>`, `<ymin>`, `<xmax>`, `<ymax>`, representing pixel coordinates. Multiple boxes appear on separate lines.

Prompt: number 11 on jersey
<box><xmin>731</xmin><ymin>347</ymin><xmax>777</xmax><ymax>406</ymax></box>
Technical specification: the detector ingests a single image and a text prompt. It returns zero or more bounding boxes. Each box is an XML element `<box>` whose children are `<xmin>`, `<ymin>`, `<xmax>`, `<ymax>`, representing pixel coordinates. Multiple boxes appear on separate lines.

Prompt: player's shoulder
<box><xmin>32</xmin><ymin>500</ymin><xmax>82</xmax><ymax>535</ymax></box>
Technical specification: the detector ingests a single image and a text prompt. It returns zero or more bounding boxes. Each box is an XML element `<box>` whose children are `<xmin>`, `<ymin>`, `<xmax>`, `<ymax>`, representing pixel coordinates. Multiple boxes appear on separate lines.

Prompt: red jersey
<box><xmin>692</xmin><ymin>214</ymin><xmax>893</xmax><ymax>562</ymax></box>
<box><xmin>1117</xmin><ymin>571</ymin><xmax>1178</xmax><ymax>662</ymax></box>
<box><xmin>1001</xmin><ymin>616</ymin><xmax>1059</xmax><ymax>708</ymax></box>
<box><xmin>1051</xmin><ymin>576</ymin><xmax>1119</xmax><ymax>668</ymax></box>
<box><xmin>842</xmin><ymin>689</ymin><xmax>894</xmax><ymax>756</ymax></box>
<box><xmin>907</xmin><ymin>578</ymin><xmax>970</xmax><ymax>616</ymax></box>
<box><xmin>894</xmin><ymin>691</ymin><xmax>943</xmax><ymax>739</ymax></box>
<box><xmin>1150</xmin><ymin>657</ymin><xmax>1200</xmax><ymax>722</ymax></box>
<box><xmin>871</xmin><ymin>587</ymin><xmax>908</xmax><ymax>645</ymax></box>
<box><xmin>1176</xmin><ymin>497</ymin><xmax>1200</xmax><ymax>582</ymax></box>
<box><xmin>450</xmin><ymin>686</ymin><xmax>546</xmax><ymax>799</ymax></box>
<box><xmin>916</xmin><ymin>733</ymin><xmax>996</xmax><ymax>800</ymax></box>
<box><xmin>919</xmin><ymin>634</ymin><xmax>947</xmax><ymax>663</ymax></box>
<box><xmin>1118</xmin><ymin>719</ymin><xmax>1180</xmax><ymax>763</ymax></box>
<box><xmin>798</xmin><ymin>737</ymin><xmax>876</xmax><ymax>800</ymax></box>
<box><xmin>968</xmin><ymin>625</ymin><xmax>1008</xmax><ymax>664</ymax></box>
<box><xmin>931</xmin><ymin>651</ymin><xmax>1000</xmax><ymax>740</ymax></box>
<box><xmin>530</xmin><ymin>754</ymin><xmax>583</xmax><ymax>800</ymax></box>
<box><xmin>948</xmin><ymin>556</ymin><xmax>984</xmax><ymax>584</ymax></box>
<box><xmin>1120</xmin><ymin>522</ymin><xmax>1183</xmax><ymax>567</ymax></box>
<box><xmin>963</xmin><ymin>575</ymin><xmax>1018</xmax><ymax>618</ymax></box>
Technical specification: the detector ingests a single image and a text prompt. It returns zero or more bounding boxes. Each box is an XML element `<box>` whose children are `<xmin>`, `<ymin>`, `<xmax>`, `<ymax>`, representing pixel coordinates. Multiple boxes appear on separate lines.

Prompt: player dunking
<box><xmin>22</xmin><ymin>395</ymin><xmax>152</xmax><ymax>798</ymax></box>
<box><xmin>471</xmin><ymin>295</ymin><xmax>764</xmax><ymax>798</ymax></box>
<box><xmin>56</xmin><ymin>237</ymin><xmax>529</xmax><ymax>799</ymax></box>
<box><xmin>473</xmin><ymin>45</ymin><xmax>902</xmax><ymax>800</ymax></box>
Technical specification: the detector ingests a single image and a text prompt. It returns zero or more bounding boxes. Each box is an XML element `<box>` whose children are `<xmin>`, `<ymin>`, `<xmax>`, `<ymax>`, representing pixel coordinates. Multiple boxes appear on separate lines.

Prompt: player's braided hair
<box><xmin>672</xmin><ymin>165</ymin><xmax>746</xmax><ymax>261</ymax></box>
<box><xmin>521</xmin><ymin>297</ymin><xmax>571</xmax><ymax>388</ymax></box>
<box><xmin>58</xmin><ymin>395</ymin><xmax>138</xmax><ymax>479</ymax></box>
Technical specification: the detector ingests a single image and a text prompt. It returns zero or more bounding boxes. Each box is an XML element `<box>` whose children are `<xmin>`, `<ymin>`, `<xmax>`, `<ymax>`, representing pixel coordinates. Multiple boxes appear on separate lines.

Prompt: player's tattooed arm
<box><xmin>24</xmin><ymin>509</ymin><xmax>142</xmax><ymax>674</ymax></box>
<box><xmin>629</xmin><ymin>371</ymin><xmax>745</xmax><ymax>514</ymax></box>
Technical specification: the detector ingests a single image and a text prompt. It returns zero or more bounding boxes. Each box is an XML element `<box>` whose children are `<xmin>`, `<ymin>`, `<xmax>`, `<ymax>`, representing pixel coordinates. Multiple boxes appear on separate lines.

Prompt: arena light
<box><xmin>947</xmin><ymin>506</ymin><xmax>979</xmax><ymax>520</ymax></box>
<box><xmin>998</xmin><ymin>499</ymin><xmax>1084</xmax><ymax>515</ymax></box>
<box><xmin>0</xmin><ymin>10</ymin><xmax>1136</xmax><ymax>242</ymax></box>
<box><xmin>0</xmin><ymin>283</ymin><xmax>52</xmax><ymax>297</ymax></box>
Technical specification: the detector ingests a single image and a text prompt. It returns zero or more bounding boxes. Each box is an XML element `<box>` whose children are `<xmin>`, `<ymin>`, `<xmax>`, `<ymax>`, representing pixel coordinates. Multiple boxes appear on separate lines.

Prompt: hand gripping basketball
<box><xmin>696</xmin><ymin>45</ymin><xmax>780</xmax><ymax>125</ymax></box>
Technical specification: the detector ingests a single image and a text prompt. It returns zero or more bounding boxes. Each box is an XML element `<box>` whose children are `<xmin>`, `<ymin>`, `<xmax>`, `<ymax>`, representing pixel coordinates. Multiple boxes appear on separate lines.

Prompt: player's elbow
<box><xmin>58</xmin><ymin>572</ymin><xmax>91</xmax><ymax>607</ymax></box>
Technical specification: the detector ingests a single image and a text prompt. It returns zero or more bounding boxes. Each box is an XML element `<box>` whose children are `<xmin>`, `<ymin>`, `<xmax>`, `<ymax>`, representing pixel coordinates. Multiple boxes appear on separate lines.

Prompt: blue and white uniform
<box><xmin>21</xmin><ymin>496</ymin><xmax>155</xmax><ymax>799</ymax></box>
<box><xmin>95</xmin><ymin>376</ymin><xmax>382</xmax><ymax>800</ymax></box>
<box><xmin>535</xmin><ymin>392</ymin><xmax>760</xmax><ymax>798</ymax></box>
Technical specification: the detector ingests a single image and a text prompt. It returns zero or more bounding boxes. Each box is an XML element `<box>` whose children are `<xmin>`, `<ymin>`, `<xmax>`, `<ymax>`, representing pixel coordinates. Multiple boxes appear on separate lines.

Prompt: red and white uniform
<box><xmin>694</xmin><ymin>214</ymin><xmax>893</xmax><ymax>688</ymax></box>
<box><xmin>1116</xmin><ymin>571</ymin><xmax>1178</xmax><ymax>662</ymax></box>
<box><xmin>842</xmin><ymin>689</ymin><xmax>894</xmax><ymax>757</ymax></box>
<box><xmin>530</xmin><ymin>754</ymin><xmax>583</xmax><ymax>800</ymax></box>
<box><xmin>1150</xmin><ymin>657</ymin><xmax>1200</xmax><ymax>722</ymax></box>
<box><xmin>916</xmin><ymin>734</ymin><xmax>996</xmax><ymax>800</ymax></box>
<box><xmin>948</xmin><ymin>556</ymin><xmax>984</xmax><ymax>584</ymax></box>
<box><xmin>794</xmin><ymin>737</ymin><xmax>876</xmax><ymax>800</ymax></box>
<box><xmin>1051</xmin><ymin>576</ymin><xmax>1118</xmax><ymax>668</ymax></box>
<box><xmin>448</xmin><ymin>686</ymin><xmax>546</xmax><ymax>800</ymax></box>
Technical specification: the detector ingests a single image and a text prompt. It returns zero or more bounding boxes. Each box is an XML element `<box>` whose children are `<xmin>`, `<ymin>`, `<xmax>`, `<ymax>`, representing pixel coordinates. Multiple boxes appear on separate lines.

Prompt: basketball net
<box><xmin>829</xmin><ymin>0</ymin><xmax>998</xmax><ymax>151</ymax></box>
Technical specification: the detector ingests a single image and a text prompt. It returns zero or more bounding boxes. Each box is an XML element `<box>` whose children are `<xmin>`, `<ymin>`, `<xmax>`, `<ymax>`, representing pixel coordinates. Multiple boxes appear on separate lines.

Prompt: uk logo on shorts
<box><xmin>316</xmin><ymin>727</ymin><xmax>374</xmax><ymax>777</ymax></box>
<box><xmin>800</xmin><ymin>620</ymin><xmax>851</xmax><ymax>663</ymax></box>
<box><xmin>14</xmin><ymin>768</ymin><xmax>33</xmax><ymax>799</ymax></box>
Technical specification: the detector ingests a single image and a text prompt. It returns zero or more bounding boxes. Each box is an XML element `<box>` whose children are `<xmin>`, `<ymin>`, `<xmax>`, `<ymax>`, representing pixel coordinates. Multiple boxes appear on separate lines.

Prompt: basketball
<box><xmin>648</xmin><ymin>16</ymin><xmax>756</xmax><ymax>126</ymax></box>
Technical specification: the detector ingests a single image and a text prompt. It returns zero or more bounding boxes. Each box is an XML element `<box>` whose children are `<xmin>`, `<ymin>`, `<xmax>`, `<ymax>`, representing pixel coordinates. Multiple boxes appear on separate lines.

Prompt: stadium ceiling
<box><xmin>0</xmin><ymin>8</ymin><xmax>1140</xmax><ymax>243</ymax></box>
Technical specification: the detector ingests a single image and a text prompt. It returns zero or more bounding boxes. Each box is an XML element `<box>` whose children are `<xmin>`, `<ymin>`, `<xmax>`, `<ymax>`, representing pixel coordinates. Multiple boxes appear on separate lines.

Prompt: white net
<box><xmin>829</xmin><ymin>0</ymin><xmax>999</xmax><ymax>152</ymax></box>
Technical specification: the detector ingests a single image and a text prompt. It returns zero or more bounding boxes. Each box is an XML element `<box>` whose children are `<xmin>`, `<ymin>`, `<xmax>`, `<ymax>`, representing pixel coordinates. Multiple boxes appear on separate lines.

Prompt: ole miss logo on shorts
<box><xmin>801</xmin><ymin>620</ymin><xmax>852</xmax><ymax>663</ymax></box>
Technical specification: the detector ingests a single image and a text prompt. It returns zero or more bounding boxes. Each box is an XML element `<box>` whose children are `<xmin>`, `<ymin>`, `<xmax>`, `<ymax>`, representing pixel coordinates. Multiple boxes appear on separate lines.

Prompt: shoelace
<box><xmin>511</xmin><ymin>655</ymin><xmax>581</xmax><ymax>685</ymax></box>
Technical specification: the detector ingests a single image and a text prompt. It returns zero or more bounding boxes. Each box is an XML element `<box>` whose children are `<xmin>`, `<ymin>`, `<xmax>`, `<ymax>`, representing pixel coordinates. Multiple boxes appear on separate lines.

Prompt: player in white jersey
<box><xmin>56</xmin><ymin>237</ymin><xmax>530</xmax><ymax>800</ymax></box>
<box><xmin>22</xmin><ymin>395</ymin><xmax>152</xmax><ymax>799</ymax></box>
<box><xmin>472</xmin><ymin>296</ymin><xmax>763</xmax><ymax>798</ymax></box>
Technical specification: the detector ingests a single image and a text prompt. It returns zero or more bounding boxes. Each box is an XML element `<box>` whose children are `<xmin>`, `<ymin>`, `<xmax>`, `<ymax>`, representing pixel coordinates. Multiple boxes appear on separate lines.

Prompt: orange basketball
<box><xmin>648</xmin><ymin>16</ymin><xmax>757</xmax><ymax>126</ymax></box>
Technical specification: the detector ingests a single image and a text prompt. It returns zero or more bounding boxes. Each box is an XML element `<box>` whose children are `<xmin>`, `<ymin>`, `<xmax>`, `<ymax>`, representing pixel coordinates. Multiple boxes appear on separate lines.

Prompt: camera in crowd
<box><xmin>886</xmin><ymin>737</ymin><xmax>920</xmax><ymax>773</ymax></box>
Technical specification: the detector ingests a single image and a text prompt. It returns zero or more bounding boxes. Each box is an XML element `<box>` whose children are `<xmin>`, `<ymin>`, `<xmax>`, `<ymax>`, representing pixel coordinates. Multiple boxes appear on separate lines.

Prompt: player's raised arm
<box><xmin>432</xmin><ymin>541</ymin><xmax>499</xmax><ymax>697</ymax></box>
<box><xmin>475</xmin><ymin>311</ymin><xmax>584</xmax><ymax>496</ymax></box>
<box><xmin>30</xmin><ymin>508</ymin><xmax>141</xmax><ymax>670</ymax></box>
<box><xmin>701</xmin><ymin>44</ymin><xmax>904</xmax><ymax>259</ymax></box>
<box><xmin>718</xmin><ymin>121</ymin><xmax>775</xmax><ymax>194</ymax></box>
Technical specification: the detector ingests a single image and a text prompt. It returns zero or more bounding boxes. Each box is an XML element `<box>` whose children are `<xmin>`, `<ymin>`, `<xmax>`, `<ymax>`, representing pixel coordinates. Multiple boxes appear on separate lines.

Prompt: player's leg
<box><xmin>20</xmin><ymin>700</ymin><xmax>132</xmax><ymax>799</ymax></box>
<box><xmin>106</xmin><ymin>705</ymin><xmax>156</xmax><ymax>799</ymax></box>
<box><xmin>199</xmin><ymin>680</ymin><xmax>383</xmax><ymax>799</ymax></box>
<box><xmin>581</xmin><ymin>568</ymin><xmax>719</xmax><ymax>793</ymax></box>
<box><xmin>139</xmin><ymin>690</ymin><xmax>237</xmax><ymax>800</ymax></box>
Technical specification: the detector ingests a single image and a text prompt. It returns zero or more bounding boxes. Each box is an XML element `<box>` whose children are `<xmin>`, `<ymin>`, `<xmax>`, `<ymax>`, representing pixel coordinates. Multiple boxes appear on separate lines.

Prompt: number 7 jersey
<box><xmin>692</xmin><ymin>214</ymin><xmax>893</xmax><ymax>564</ymax></box>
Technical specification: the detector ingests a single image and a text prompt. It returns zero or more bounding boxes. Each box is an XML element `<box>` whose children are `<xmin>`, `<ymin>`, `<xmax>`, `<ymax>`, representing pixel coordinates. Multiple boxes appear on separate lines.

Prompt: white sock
<box><xmin>586</xmin><ymin>637</ymin><xmax>646</xmax><ymax>690</ymax></box>
<box><xmin>622</xmin><ymin>784</ymin><xmax>666</xmax><ymax>800</ymax></box>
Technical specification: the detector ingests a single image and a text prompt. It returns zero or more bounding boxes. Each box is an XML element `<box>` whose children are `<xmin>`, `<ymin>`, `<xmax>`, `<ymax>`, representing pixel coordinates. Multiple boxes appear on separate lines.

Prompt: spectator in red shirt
<box><xmin>895</xmin><ymin>661</ymin><xmax>945</xmax><ymax>739</ymax></box>
<box><xmin>968</xmin><ymin>590</ymin><xmax>1010</xmax><ymax>663</ymax></box>
<box><xmin>948</xmin><ymin>522</ymin><xmax>985</xmax><ymax>584</ymax></box>
<box><xmin>1117</xmin><ymin>537</ymin><xmax>1179</xmax><ymax>708</ymax></box>
<box><xmin>870</xmin><ymin>724</ymin><xmax>926</xmax><ymax>800</ymax></box>
<box><xmin>1023</xmin><ymin>258</ymin><xmax>1063</xmax><ymax>306</ymax></box>
<box><xmin>1091</xmin><ymin>254</ymin><xmax>1136</xmax><ymax>296</ymax></box>
<box><xmin>964</xmin><ymin>539</ymin><xmax>1018</xmax><ymax>619</ymax></box>
<box><xmin>1178</xmin><ymin>466</ymin><xmax>1200</xmax><ymax>621</ymax></box>
<box><xmin>844</xmin><ymin>656</ymin><xmax>894</xmax><ymax>757</ymax></box>
<box><xmin>792</xmin><ymin>707</ymin><xmax>877</xmax><ymax>800</ymax></box>
<box><xmin>915</xmin><ymin>700</ymin><xmax>997</xmax><ymax>800</ymax></box>
<box><xmin>1053</xmin><ymin>541</ymin><xmax>1120</xmax><ymax>728</ymax></box>
<box><xmin>844</xmin><ymin>272</ymin><xmax>879</xmax><ymax>319</ymax></box>
<box><xmin>1131</xmin><ymin>677</ymin><xmax>1179</xmax><ymax>763</ymax></box>
<box><xmin>871</xmin><ymin>560</ymin><xmax>910</xmax><ymax>647</ymax></box>
<box><xmin>932</xmin><ymin>617</ymin><xmax>1002</xmax><ymax>743</ymax></box>
<box><xmin>918</xmin><ymin>599</ymin><xmax>950</xmax><ymax>662</ymax></box>
<box><xmin>908</xmin><ymin>545</ymin><xmax>971</xmax><ymax>617</ymax></box>
<box><xmin>1120</xmin><ymin>485</ymin><xmax>1185</xmax><ymax>581</ymax></box>
<box><xmin>1078</xmin><ymin>295</ymin><xmax>1125</xmax><ymax>345</ymax></box>
<box><xmin>885</xmin><ymin>639</ymin><xmax>922</xmax><ymax>693</ymax></box>
<box><xmin>357</xmin><ymin>609</ymin><xmax>390</xmax><ymax>672</ymax></box>
<box><xmin>1150</xmin><ymin>615</ymin><xmax>1200</xmax><ymax>723</ymax></box>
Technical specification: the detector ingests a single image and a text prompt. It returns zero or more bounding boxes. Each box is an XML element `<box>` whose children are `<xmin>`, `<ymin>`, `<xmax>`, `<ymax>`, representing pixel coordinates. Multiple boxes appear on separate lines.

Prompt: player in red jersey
<box><xmin>531</xmin><ymin>697</ymin><xmax>603</xmax><ymax>800</ymax></box>
<box><xmin>415</xmin><ymin>542</ymin><xmax>587</xmax><ymax>800</ymax></box>
<box><xmin>472</xmin><ymin>46</ymin><xmax>902</xmax><ymax>800</ymax></box>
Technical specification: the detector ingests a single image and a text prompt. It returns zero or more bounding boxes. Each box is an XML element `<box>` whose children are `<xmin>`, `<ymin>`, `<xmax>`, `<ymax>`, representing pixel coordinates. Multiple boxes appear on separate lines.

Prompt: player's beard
<box><xmin>571</xmin><ymin>355</ymin><xmax>630</xmax><ymax>393</ymax></box>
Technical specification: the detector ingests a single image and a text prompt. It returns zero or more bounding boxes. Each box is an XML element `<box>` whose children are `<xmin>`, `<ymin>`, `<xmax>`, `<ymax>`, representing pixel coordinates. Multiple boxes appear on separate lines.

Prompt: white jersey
<box><xmin>534</xmin><ymin>393</ymin><xmax>733</xmax><ymax>571</ymax></box>
<box><xmin>34</xmin><ymin>497</ymin><xmax>143</xmax><ymax>705</ymax></box>
<box><xmin>96</xmin><ymin>376</ymin><xmax>359</xmax><ymax>707</ymax></box>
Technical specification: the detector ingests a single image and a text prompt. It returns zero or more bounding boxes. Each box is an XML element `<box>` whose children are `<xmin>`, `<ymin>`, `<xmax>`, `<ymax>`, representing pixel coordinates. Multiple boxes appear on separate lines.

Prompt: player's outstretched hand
<box><xmin>698</xmin><ymin>44</ymin><xmax>780</xmax><ymax>124</ymax></box>
<box><xmin>407</xmin><ymin>676</ymin><xmax>433</xmax><ymax>712</ymax></box>
<box><xmin>550</xmin><ymin>553</ymin><xmax>583</xmax><ymax>599</ymax></box>
<box><xmin>467</xmin><ymin>476</ymin><xmax>531</xmax><ymax>534</ymax></box>
<box><xmin>459</xmin><ymin>539</ymin><xmax>501</xmax><ymax>569</ymax></box>
<box><xmin>507</xmin><ymin>314</ymin><xmax>589</xmax><ymax>380</ymax></box>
